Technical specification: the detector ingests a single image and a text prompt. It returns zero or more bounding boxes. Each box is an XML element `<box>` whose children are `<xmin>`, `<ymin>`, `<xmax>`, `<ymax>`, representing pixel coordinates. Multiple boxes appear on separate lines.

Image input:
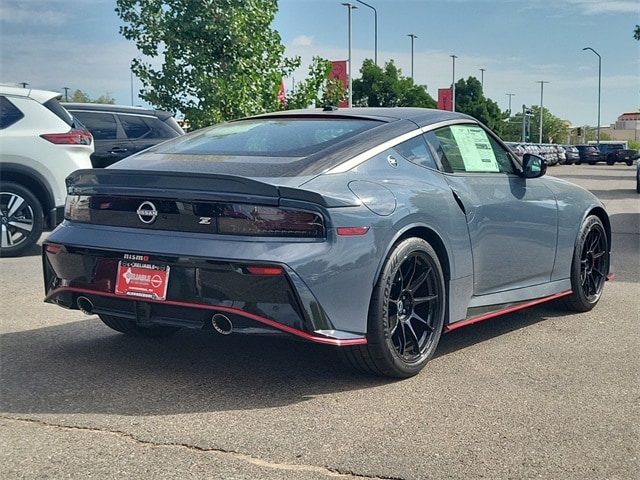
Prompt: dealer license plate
<box><xmin>115</xmin><ymin>261</ymin><xmax>170</xmax><ymax>300</ymax></box>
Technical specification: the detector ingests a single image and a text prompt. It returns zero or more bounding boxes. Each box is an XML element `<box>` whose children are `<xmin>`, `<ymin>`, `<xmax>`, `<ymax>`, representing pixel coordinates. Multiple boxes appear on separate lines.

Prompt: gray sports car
<box><xmin>42</xmin><ymin>108</ymin><xmax>611</xmax><ymax>378</ymax></box>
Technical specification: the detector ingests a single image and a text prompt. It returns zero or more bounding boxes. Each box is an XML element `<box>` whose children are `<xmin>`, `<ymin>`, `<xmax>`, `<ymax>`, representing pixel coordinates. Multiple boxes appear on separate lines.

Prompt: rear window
<box><xmin>158</xmin><ymin>118</ymin><xmax>381</xmax><ymax>157</ymax></box>
<box><xmin>119</xmin><ymin>114</ymin><xmax>180</xmax><ymax>140</ymax></box>
<box><xmin>43</xmin><ymin>98</ymin><xmax>73</xmax><ymax>128</ymax></box>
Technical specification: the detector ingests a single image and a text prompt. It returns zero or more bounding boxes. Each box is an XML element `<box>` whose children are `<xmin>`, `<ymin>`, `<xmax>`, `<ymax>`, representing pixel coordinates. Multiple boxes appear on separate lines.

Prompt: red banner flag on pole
<box><xmin>438</xmin><ymin>88</ymin><xmax>453</xmax><ymax>111</ymax></box>
<box><xmin>277</xmin><ymin>80</ymin><xmax>287</xmax><ymax>109</ymax></box>
<box><xmin>330</xmin><ymin>61</ymin><xmax>348</xmax><ymax>108</ymax></box>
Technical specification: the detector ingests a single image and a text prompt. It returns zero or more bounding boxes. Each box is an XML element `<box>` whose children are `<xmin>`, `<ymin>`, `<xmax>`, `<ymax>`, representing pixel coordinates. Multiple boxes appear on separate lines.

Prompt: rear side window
<box><xmin>72</xmin><ymin>111</ymin><xmax>117</xmax><ymax>140</ymax></box>
<box><xmin>0</xmin><ymin>97</ymin><xmax>25</xmax><ymax>129</ymax></box>
<box><xmin>120</xmin><ymin>114</ymin><xmax>178</xmax><ymax>140</ymax></box>
<box><xmin>394</xmin><ymin>135</ymin><xmax>437</xmax><ymax>170</ymax></box>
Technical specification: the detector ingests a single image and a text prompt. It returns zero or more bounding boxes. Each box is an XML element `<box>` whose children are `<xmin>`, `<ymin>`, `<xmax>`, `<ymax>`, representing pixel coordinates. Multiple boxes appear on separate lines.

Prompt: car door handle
<box><xmin>109</xmin><ymin>147</ymin><xmax>128</xmax><ymax>154</ymax></box>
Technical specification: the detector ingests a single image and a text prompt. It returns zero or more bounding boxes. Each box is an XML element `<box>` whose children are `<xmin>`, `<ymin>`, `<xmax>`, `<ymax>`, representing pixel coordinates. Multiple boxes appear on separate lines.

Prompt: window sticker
<box><xmin>450</xmin><ymin>125</ymin><xmax>500</xmax><ymax>172</ymax></box>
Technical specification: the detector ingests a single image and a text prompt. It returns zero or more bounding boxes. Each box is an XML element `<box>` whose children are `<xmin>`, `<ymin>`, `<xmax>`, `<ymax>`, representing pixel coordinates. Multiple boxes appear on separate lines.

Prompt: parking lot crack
<box><xmin>1</xmin><ymin>416</ymin><xmax>404</xmax><ymax>480</ymax></box>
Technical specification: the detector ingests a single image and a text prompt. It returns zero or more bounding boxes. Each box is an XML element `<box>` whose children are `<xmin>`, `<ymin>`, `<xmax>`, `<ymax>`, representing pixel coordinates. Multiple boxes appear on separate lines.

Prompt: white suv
<box><xmin>0</xmin><ymin>86</ymin><xmax>94</xmax><ymax>257</ymax></box>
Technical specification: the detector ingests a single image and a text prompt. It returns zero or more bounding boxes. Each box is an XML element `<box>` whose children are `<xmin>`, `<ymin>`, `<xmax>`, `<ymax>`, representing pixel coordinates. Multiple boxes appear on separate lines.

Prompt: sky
<box><xmin>0</xmin><ymin>0</ymin><xmax>638</xmax><ymax>128</ymax></box>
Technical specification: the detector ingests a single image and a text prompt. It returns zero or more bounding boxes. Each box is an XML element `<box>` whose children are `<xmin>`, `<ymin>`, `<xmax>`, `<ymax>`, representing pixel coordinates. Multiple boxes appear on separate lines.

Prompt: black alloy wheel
<box><xmin>563</xmin><ymin>215</ymin><xmax>609</xmax><ymax>312</ymax></box>
<box><xmin>341</xmin><ymin>238</ymin><xmax>446</xmax><ymax>378</ymax></box>
<box><xmin>0</xmin><ymin>182</ymin><xmax>44</xmax><ymax>257</ymax></box>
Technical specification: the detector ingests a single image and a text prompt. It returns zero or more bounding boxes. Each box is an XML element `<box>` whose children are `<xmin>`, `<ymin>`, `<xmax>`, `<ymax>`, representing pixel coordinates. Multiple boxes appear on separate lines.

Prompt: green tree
<box><xmin>634</xmin><ymin>24</ymin><xmax>640</xmax><ymax>40</ymax></box>
<box><xmin>531</xmin><ymin>105</ymin><xmax>569</xmax><ymax>144</ymax></box>
<box><xmin>454</xmin><ymin>77</ymin><xmax>508</xmax><ymax>135</ymax></box>
<box><xmin>67</xmin><ymin>89</ymin><xmax>91</xmax><ymax>102</ymax></box>
<box><xmin>284</xmin><ymin>57</ymin><xmax>346</xmax><ymax>110</ymax></box>
<box><xmin>502</xmin><ymin>107</ymin><xmax>569</xmax><ymax>144</ymax></box>
<box><xmin>352</xmin><ymin>59</ymin><xmax>436</xmax><ymax>108</ymax></box>
<box><xmin>94</xmin><ymin>93</ymin><xmax>116</xmax><ymax>104</ymax></box>
<box><xmin>116</xmin><ymin>0</ymin><xmax>333</xmax><ymax>129</ymax></box>
<box><xmin>62</xmin><ymin>90</ymin><xmax>116</xmax><ymax>104</ymax></box>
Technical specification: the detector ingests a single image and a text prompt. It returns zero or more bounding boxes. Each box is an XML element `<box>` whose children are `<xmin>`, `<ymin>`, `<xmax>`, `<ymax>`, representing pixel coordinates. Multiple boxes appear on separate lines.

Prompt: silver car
<box><xmin>42</xmin><ymin>108</ymin><xmax>611</xmax><ymax>377</ymax></box>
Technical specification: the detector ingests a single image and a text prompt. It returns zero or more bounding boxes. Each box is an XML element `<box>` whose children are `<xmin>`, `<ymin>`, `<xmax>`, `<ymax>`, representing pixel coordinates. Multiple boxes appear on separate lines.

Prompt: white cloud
<box><xmin>565</xmin><ymin>0</ymin><xmax>639</xmax><ymax>14</ymax></box>
<box><xmin>292</xmin><ymin>35</ymin><xmax>314</xmax><ymax>47</ymax></box>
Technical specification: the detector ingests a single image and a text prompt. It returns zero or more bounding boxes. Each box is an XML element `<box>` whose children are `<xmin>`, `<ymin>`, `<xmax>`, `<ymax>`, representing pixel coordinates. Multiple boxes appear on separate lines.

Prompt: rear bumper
<box><xmin>42</xmin><ymin>244</ymin><xmax>366</xmax><ymax>346</ymax></box>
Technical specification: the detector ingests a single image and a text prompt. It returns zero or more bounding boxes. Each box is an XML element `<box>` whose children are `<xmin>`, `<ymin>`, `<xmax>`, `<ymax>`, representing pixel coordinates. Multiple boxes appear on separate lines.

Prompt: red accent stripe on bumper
<box><xmin>45</xmin><ymin>287</ymin><xmax>367</xmax><ymax>347</ymax></box>
<box><xmin>445</xmin><ymin>290</ymin><xmax>572</xmax><ymax>332</ymax></box>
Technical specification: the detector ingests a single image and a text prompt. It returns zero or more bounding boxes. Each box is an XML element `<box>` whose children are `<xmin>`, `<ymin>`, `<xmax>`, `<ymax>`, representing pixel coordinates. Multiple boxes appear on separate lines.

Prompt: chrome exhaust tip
<box><xmin>211</xmin><ymin>313</ymin><xmax>233</xmax><ymax>335</ymax></box>
<box><xmin>76</xmin><ymin>296</ymin><xmax>94</xmax><ymax>315</ymax></box>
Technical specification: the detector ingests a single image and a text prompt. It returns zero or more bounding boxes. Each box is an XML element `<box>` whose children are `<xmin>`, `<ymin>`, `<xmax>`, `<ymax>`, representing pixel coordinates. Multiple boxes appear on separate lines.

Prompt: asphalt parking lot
<box><xmin>1</xmin><ymin>164</ymin><xmax>638</xmax><ymax>479</ymax></box>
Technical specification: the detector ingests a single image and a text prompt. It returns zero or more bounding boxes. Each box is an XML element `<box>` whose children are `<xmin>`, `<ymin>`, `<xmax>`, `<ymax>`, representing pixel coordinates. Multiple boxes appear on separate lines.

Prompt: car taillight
<box><xmin>41</xmin><ymin>128</ymin><xmax>92</xmax><ymax>145</ymax></box>
<box><xmin>218</xmin><ymin>204</ymin><xmax>325</xmax><ymax>238</ymax></box>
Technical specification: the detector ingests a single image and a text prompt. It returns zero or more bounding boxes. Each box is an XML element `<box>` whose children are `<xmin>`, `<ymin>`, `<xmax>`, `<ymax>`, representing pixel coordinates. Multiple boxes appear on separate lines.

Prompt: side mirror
<box><xmin>522</xmin><ymin>153</ymin><xmax>547</xmax><ymax>178</ymax></box>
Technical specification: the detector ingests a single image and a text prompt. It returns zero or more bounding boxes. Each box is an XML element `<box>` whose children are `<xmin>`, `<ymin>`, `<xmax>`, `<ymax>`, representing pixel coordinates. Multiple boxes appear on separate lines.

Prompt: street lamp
<box><xmin>342</xmin><ymin>3</ymin><xmax>357</xmax><ymax>108</ymax></box>
<box><xmin>355</xmin><ymin>0</ymin><xmax>377</xmax><ymax>66</ymax></box>
<box><xmin>583</xmin><ymin>47</ymin><xmax>601</xmax><ymax>145</ymax></box>
<box><xmin>479</xmin><ymin>68</ymin><xmax>485</xmax><ymax>92</ymax></box>
<box><xmin>506</xmin><ymin>93</ymin><xmax>515</xmax><ymax>114</ymax></box>
<box><xmin>408</xmin><ymin>34</ymin><xmax>418</xmax><ymax>80</ymax></box>
<box><xmin>537</xmin><ymin>80</ymin><xmax>549</xmax><ymax>143</ymax></box>
<box><xmin>450</xmin><ymin>55</ymin><xmax>457</xmax><ymax>111</ymax></box>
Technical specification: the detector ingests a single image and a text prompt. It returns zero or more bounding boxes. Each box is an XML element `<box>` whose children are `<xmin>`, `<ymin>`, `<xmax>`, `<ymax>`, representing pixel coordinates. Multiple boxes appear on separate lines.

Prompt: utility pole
<box><xmin>450</xmin><ymin>55</ymin><xmax>458</xmax><ymax>112</ymax></box>
<box><xmin>537</xmin><ymin>80</ymin><xmax>549</xmax><ymax>143</ymax></box>
<box><xmin>506</xmin><ymin>93</ymin><xmax>515</xmax><ymax>114</ymax></box>
<box><xmin>63</xmin><ymin>87</ymin><xmax>70</xmax><ymax>102</ymax></box>
<box><xmin>408</xmin><ymin>34</ymin><xmax>418</xmax><ymax>80</ymax></box>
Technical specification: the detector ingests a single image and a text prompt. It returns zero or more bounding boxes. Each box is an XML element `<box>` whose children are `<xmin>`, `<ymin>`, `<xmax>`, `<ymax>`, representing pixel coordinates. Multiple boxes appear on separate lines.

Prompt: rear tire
<box><xmin>340</xmin><ymin>238</ymin><xmax>446</xmax><ymax>378</ymax></box>
<box><xmin>0</xmin><ymin>182</ymin><xmax>44</xmax><ymax>257</ymax></box>
<box><xmin>562</xmin><ymin>215</ymin><xmax>609</xmax><ymax>312</ymax></box>
<box><xmin>99</xmin><ymin>314</ymin><xmax>180</xmax><ymax>338</ymax></box>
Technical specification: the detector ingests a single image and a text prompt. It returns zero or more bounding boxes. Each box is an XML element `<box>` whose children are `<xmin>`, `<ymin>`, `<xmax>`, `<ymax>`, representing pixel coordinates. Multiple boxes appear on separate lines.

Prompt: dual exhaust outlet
<box><xmin>76</xmin><ymin>296</ymin><xmax>233</xmax><ymax>335</ymax></box>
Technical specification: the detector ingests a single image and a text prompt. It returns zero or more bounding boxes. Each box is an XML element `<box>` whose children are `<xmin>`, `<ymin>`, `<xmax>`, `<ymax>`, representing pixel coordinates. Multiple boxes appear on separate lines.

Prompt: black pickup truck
<box><xmin>596</xmin><ymin>143</ymin><xmax>638</xmax><ymax>166</ymax></box>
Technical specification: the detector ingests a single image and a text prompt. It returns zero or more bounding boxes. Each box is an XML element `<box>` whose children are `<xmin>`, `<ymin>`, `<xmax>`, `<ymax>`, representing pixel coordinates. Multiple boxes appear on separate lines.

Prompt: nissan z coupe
<box><xmin>42</xmin><ymin>108</ymin><xmax>611</xmax><ymax>378</ymax></box>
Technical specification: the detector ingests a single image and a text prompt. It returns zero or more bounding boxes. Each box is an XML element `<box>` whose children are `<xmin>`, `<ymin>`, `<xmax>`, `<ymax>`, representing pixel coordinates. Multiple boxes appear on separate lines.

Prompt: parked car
<box><xmin>504</xmin><ymin>141</ymin><xmax>525</xmax><ymax>160</ymax></box>
<box><xmin>63</xmin><ymin>103</ymin><xmax>184</xmax><ymax>167</ymax></box>
<box><xmin>575</xmin><ymin>145</ymin><xmax>603</xmax><ymax>165</ymax></box>
<box><xmin>0</xmin><ymin>86</ymin><xmax>93</xmax><ymax>257</ymax></box>
<box><xmin>595</xmin><ymin>143</ymin><xmax>637</xmax><ymax>166</ymax></box>
<box><xmin>562</xmin><ymin>145</ymin><xmax>580</xmax><ymax>165</ymax></box>
<box><xmin>42</xmin><ymin>107</ymin><xmax>611</xmax><ymax>378</ymax></box>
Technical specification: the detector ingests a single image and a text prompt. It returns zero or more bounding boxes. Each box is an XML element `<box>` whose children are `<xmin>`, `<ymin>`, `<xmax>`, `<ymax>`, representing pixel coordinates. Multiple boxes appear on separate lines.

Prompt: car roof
<box><xmin>63</xmin><ymin>102</ymin><xmax>175</xmax><ymax>119</ymax></box>
<box><xmin>119</xmin><ymin>107</ymin><xmax>483</xmax><ymax>180</ymax></box>
<box><xmin>253</xmin><ymin>107</ymin><xmax>475</xmax><ymax>128</ymax></box>
<box><xmin>0</xmin><ymin>85</ymin><xmax>62</xmax><ymax>104</ymax></box>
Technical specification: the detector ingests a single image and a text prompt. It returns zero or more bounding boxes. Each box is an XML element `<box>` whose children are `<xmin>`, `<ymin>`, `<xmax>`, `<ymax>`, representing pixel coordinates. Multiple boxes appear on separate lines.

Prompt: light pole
<box><xmin>479</xmin><ymin>68</ymin><xmax>485</xmax><ymax>92</ymax></box>
<box><xmin>408</xmin><ymin>34</ymin><xmax>418</xmax><ymax>81</ymax></box>
<box><xmin>63</xmin><ymin>87</ymin><xmax>70</xmax><ymax>102</ymax></box>
<box><xmin>450</xmin><ymin>55</ymin><xmax>457</xmax><ymax>111</ymax></box>
<box><xmin>355</xmin><ymin>0</ymin><xmax>377</xmax><ymax>66</ymax></box>
<box><xmin>583</xmin><ymin>47</ymin><xmax>601</xmax><ymax>145</ymax></box>
<box><xmin>537</xmin><ymin>80</ymin><xmax>549</xmax><ymax>143</ymax></box>
<box><xmin>342</xmin><ymin>3</ymin><xmax>357</xmax><ymax>108</ymax></box>
<box><xmin>506</xmin><ymin>93</ymin><xmax>515</xmax><ymax>114</ymax></box>
<box><xmin>130</xmin><ymin>54</ymin><xmax>143</xmax><ymax>106</ymax></box>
